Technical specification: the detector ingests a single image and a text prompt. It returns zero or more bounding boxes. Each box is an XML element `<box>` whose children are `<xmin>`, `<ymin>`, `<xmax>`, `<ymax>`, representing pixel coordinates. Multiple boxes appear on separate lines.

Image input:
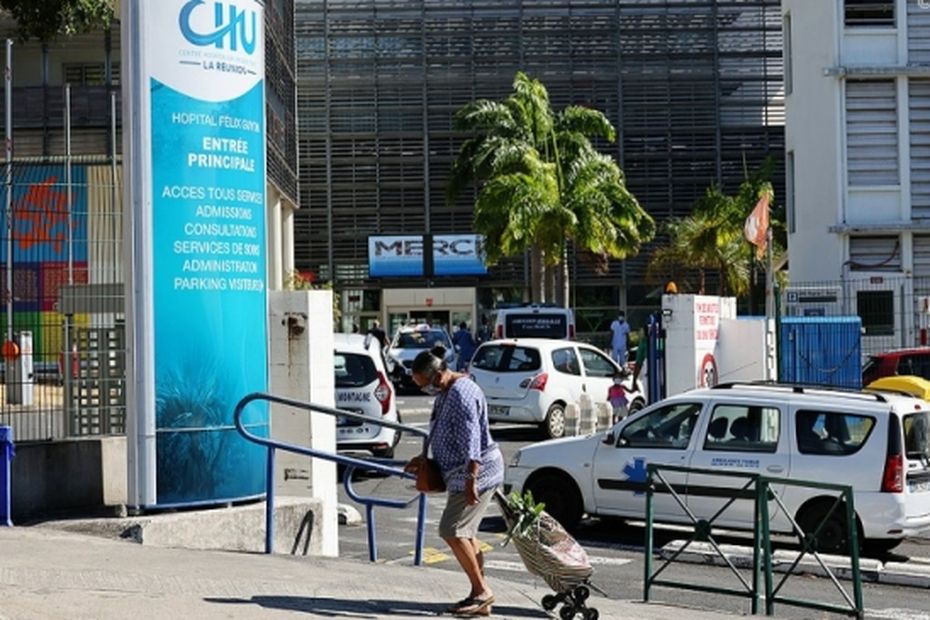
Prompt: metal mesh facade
<box><xmin>295</xmin><ymin>0</ymin><xmax>785</xmax><ymax>297</ymax></box>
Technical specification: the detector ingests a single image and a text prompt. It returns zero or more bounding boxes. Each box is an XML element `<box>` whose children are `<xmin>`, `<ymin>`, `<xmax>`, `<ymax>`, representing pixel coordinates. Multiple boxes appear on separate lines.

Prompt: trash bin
<box><xmin>0</xmin><ymin>425</ymin><xmax>13</xmax><ymax>526</ymax></box>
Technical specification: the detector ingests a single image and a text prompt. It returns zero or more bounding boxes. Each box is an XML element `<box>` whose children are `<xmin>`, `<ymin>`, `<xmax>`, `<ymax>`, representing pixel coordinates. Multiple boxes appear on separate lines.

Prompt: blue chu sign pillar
<box><xmin>0</xmin><ymin>425</ymin><xmax>13</xmax><ymax>526</ymax></box>
<box><xmin>122</xmin><ymin>0</ymin><xmax>269</xmax><ymax>508</ymax></box>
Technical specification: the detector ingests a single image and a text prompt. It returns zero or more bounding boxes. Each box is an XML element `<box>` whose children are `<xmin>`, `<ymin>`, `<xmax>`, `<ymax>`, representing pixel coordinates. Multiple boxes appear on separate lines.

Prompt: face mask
<box><xmin>421</xmin><ymin>383</ymin><xmax>441</xmax><ymax>396</ymax></box>
<box><xmin>613</xmin><ymin>378</ymin><xmax>623</xmax><ymax>385</ymax></box>
<box><xmin>618</xmin><ymin>317</ymin><xmax>625</xmax><ymax>323</ymax></box>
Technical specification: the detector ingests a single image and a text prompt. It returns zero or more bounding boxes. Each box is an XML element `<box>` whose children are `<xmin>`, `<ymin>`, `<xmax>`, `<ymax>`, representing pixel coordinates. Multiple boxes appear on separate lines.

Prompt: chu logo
<box><xmin>179</xmin><ymin>0</ymin><xmax>257</xmax><ymax>54</ymax></box>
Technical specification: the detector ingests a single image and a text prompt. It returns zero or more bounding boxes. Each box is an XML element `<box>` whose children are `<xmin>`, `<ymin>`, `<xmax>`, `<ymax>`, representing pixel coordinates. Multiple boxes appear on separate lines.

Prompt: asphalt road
<box><xmin>336</xmin><ymin>395</ymin><xmax>930</xmax><ymax>620</ymax></box>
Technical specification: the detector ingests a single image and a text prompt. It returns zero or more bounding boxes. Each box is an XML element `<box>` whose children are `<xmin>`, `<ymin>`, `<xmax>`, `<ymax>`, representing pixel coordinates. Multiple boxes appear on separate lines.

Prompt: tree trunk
<box><xmin>561</xmin><ymin>254</ymin><xmax>570</xmax><ymax>309</ymax></box>
<box><xmin>530</xmin><ymin>246</ymin><xmax>544</xmax><ymax>303</ymax></box>
<box><xmin>545</xmin><ymin>258</ymin><xmax>556</xmax><ymax>304</ymax></box>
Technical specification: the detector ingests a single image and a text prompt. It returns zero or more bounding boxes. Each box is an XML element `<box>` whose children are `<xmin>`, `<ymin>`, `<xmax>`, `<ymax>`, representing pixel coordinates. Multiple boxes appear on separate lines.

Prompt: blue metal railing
<box><xmin>233</xmin><ymin>392</ymin><xmax>430</xmax><ymax>564</ymax></box>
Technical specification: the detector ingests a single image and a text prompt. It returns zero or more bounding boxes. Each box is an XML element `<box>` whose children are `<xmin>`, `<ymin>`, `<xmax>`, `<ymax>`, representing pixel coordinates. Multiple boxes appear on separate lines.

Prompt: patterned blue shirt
<box><xmin>429</xmin><ymin>378</ymin><xmax>504</xmax><ymax>493</ymax></box>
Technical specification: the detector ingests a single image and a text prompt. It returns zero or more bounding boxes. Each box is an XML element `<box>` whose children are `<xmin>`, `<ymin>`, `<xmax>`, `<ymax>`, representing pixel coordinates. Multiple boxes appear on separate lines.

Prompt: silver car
<box><xmin>385</xmin><ymin>324</ymin><xmax>457</xmax><ymax>391</ymax></box>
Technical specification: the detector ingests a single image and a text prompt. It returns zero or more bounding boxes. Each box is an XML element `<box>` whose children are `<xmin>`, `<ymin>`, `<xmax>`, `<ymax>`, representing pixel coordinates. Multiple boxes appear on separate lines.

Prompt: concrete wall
<box><xmin>11</xmin><ymin>436</ymin><xmax>127</xmax><ymax>521</ymax></box>
<box><xmin>268</xmin><ymin>289</ymin><xmax>338</xmax><ymax>557</ymax></box>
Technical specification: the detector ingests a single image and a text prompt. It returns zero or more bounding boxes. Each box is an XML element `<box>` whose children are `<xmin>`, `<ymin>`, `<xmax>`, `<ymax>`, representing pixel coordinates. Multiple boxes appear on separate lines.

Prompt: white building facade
<box><xmin>785</xmin><ymin>0</ymin><xmax>930</xmax><ymax>352</ymax></box>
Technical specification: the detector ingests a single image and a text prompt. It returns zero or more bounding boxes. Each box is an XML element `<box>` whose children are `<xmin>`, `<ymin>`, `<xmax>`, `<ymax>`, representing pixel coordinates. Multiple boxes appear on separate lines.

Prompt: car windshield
<box><xmin>504</xmin><ymin>313</ymin><xmax>567</xmax><ymax>339</ymax></box>
<box><xmin>334</xmin><ymin>352</ymin><xmax>377</xmax><ymax>388</ymax></box>
<box><xmin>471</xmin><ymin>345</ymin><xmax>542</xmax><ymax>372</ymax></box>
<box><xmin>394</xmin><ymin>330</ymin><xmax>448</xmax><ymax>349</ymax></box>
<box><xmin>904</xmin><ymin>411</ymin><xmax>930</xmax><ymax>459</ymax></box>
<box><xmin>862</xmin><ymin>356</ymin><xmax>880</xmax><ymax>376</ymax></box>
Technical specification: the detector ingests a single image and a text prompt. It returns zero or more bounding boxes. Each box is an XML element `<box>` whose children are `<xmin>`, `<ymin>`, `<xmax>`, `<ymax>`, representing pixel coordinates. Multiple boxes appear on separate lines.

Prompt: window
<box><xmin>63</xmin><ymin>62</ymin><xmax>120</xmax><ymax>86</ymax></box>
<box><xmin>848</xmin><ymin>235</ymin><xmax>900</xmax><ymax>271</ymax></box>
<box><xmin>619</xmin><ymin>402</ymin><xmax>703</xmax><ymax>450</ymax></box>
<box><xmin>897</xmin><ymin>354</ymin><xmax>930</xmax><ymax>379</ymax></box>
<box><xmin>844</xmin><ymin>0</ymin><xmax>895</xmax><ymax>27</ymax></box>
<box><xmin>551</xmin><ymin>347</ymin><xmax>581</xmax><ymax>376</ymax></box>
<box><xmin>703</xmin><ymin>404</ymin><xmax>781</xmax><ymax>453</ymax></box>
<box><xmin>470</xmin><ymin>345</ymin><xmax>541</xmax><ymax>372</ymax></box>
<box><xmin>903</xmin><ymin>411</ymin><xmax>930</xmax><ymax>459</ymax></box>
<box><xmin>796</xmin><ymin>410</ymin><xmax>875</xmax><ymax>455</ymax></box>
<box><xmin>857</xmin><ymin>290</ymin><xmax>895</xmax><ymax>336</ymax></box>
<box><xmin>579</xmin><ymin>348</ymin><xmax>616</xmax><ymax>378</ymax></box>
<box><xmin>394</xmin><ymin>329</ymin><xmax>449</xmax><ymax>349</ymax></box>
<box><xmin>784</xmin><ymin>13</ymin><xmax>793</xmax><ymax>96</ymax></box>
<box><xmin>334</xmin><ymin>353</ymin><xmax>377</xmax><ymax>388</ymax></box>
<box><xmin>846</xmin><ymin>81</ymin><xmax>898</xmax><ymax>186</ymax></box>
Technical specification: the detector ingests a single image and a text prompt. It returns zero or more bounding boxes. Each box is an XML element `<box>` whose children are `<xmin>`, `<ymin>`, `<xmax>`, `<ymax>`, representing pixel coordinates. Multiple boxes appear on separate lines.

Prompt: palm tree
<box><xmin>447</xmin><ymin>72</ymin><xmax>654</xmax><ymax>305</ymax></box>
<box><xmin>646</xmin><ymin>169</ymin><xmax>778</xmax><ymax>297</ymax></box>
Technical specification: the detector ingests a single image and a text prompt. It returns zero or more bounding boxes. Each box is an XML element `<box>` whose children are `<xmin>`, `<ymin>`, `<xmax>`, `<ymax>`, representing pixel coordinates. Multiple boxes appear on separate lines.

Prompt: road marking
<box><xmin>411</xmin><ymin>547</ymin><xmax>451</xmax><ymax>564</ymax></box>
<box><xmin>484</xmin><ymin>559</ymin><xmax>528</xmax><ymax>572</ymax></box>
<box><xmin>587</xmin><ymin>557</ymin><xmax>634</xmax><ymax>567</ymax></box>
<box><xmin>867</xmin><ymin>609</ymin><xmax>930</xmax><ymax>620</ymax></box>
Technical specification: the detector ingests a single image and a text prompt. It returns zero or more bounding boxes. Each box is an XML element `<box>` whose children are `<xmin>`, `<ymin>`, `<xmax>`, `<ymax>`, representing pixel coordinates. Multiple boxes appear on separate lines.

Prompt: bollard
<box><xmin>595</xmin><ymin>401</ymin><xmax>612</xmax><ymax>432</ymax></box>
<box><xmin>564</xmin><ymin>403</ymin><xmax>580</xmax><ymax>436</ymax></box>
<box><xmin>0</xmin><ymin>425</ymin><xmax>13</xmax><ymax>526</ymax></box>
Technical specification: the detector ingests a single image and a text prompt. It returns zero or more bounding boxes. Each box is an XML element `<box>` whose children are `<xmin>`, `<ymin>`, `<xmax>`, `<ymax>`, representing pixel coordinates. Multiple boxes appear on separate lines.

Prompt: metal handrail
<box><xmin>233</xmin><ymin>392</ymin><xmax>430</xmax><ymax>564</ymax></box>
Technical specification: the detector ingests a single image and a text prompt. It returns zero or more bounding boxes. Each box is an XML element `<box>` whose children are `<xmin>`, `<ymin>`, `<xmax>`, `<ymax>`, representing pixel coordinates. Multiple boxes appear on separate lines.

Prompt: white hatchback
<box><xmin>468</xmin><ymin>338</ymin><xmax>646</xmax><ymax>439</ymax></box>
<box><xmin>334</xmin><ymin>333</ymin><xmax>400</xmax><ymax>458</ymax></box>
<box><xmin>505</xmin><ymin>382</ymin><xmax>930</xmax><ymax>554</ymax></box>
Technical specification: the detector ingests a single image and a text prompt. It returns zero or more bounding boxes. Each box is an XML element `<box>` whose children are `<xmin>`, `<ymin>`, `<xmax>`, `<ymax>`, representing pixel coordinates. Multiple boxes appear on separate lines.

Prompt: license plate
<box><xmin>490</xmin><ymin>405</ymin><xmax>509</xmax><ymax>417</ymax></box>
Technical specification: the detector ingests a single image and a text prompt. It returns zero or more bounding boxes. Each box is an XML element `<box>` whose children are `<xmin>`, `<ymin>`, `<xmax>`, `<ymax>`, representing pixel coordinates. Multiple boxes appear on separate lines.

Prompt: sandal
<box><xmin>449</xmin><ymin>594</ymin><xmax>495</xmax><ymax>616</ymax></box>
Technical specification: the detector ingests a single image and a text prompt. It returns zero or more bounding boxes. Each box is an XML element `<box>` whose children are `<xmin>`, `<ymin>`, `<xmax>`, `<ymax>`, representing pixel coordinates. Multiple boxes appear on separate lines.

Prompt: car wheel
<box><xmin>542</xmin><ymin>403</ymin><xmax>566</xmax><ymax>439</ymax></box>
<box><xmin>525</xmin><ymin>471</ymin><xmax>583</xmax><ymax>531</ymax></box>
<box><xmin>797</xmin><ymin>501</ymin><xmax>853</xmax><ymax>554</ymax></box>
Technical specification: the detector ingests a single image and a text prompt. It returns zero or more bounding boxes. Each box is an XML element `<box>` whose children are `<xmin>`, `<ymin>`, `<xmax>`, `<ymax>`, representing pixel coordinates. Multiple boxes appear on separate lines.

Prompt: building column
<box><xmin>267</xmin><ymin>184</ymin><xmax>284</xmax><ymax>290</ymax></box>
<box><xmin>283</xmin><ymin>203</ymin><xmax>295</xmax><ymax>280</ymax></box>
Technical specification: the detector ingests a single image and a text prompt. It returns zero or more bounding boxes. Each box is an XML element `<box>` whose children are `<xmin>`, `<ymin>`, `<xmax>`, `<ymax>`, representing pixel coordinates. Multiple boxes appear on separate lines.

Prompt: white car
<box><xmin>505</xmin><ymin>382</ymin><xmax>930</xmax><ymax>554</ymax></box>
<box><xmin>385</xmin><ymin>324</ymin><xmax>457</xmax><ymax>391</ymax></box>
<box><xmin>334</xmin><ymin>333</ymin><xmax>400</xmax><ymax>458</ymax></box>
<box><xmin>468</xmin><ymin>338</ymin><xmax>646</xmax><ymax>439</ymax></box>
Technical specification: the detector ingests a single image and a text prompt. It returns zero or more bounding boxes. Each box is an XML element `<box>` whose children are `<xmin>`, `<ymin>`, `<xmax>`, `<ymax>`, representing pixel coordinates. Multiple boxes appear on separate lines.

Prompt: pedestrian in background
<box><xmin>407</xmin><ymin>345</ymin><xmax>503</xmax><ymax>617</ymax></box>
<box><xmin>476</xmin><ymin>314</ymin><xmax>491</xmax><ymax>344</ymax></box>
<box><xmin>607</xmin><ymin>368</ymin><xmax>634</xmax><ymax>423</ymax></box>
<box><xmin>609</xmin><ymin>311</ymin><xmax>631</xmax><ymax>364</ymax></box>
<box><xmin>633</xmin><ymin>325</ymin><xmax>649</xmax><ymax>387</ymax></box>
<box><xmin>368</xmin><ymin>319</ymin><xmax>388</xmax><ymax>348</ymax></box>
<box><xmin>453</xmin><ymin>321</ymin><xmax>476</xmax><ymax>370</ymax></box>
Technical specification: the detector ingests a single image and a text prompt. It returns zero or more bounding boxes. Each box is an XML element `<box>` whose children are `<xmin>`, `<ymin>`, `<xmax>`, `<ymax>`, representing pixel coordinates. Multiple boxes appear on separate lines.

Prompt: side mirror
<box><xmin>602</xmin><ymin>431</ymin><xmax>615</xmax><ymax>445</ymax></box>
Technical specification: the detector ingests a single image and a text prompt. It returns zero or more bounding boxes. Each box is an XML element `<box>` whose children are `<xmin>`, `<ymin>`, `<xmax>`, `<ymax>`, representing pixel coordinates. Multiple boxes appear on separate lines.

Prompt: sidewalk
<box><xmin>0</xmin><ymin>527</ymin><xmax>738</xmax><ymax>620</ymax></box>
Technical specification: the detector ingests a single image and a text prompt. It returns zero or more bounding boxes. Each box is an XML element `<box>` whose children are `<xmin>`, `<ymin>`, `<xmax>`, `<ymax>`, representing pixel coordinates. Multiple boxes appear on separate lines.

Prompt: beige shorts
<box><xmin>438</xmin><ymin>486</ymin><xmax>497</xmax><ymax>539</ymax></box>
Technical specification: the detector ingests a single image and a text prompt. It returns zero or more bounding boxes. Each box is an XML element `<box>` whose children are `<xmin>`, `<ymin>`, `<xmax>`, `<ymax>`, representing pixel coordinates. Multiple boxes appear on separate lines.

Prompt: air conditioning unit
<box><xmin>784</xmin><ymin>286</ymin><xmax>843</xmax><ymax>317</ymax></box>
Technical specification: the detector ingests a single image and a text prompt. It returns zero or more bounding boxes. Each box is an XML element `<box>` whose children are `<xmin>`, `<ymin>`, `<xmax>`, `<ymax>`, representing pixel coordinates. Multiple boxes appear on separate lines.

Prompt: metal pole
<box><xmin>264</xmin><ymin>446</ymin><xmax>275</xmax><ymax>554</ymax></box>
<box><xmin>4</xmin><ymin>39</ymin><xmax>12</xmax><ymax>349</ymax></box>
<box><xmin>111</xmin><ymin>90</ymin><xmax>118</xmax><ymax>283</ymax></box>
<box><xmin>414</xmin><ymin>492</ymin><xmax>427</xmax><ymax>566</ymax></box>
<box><xmin>366</xmin><ymin>503</ymin><xmax>377</xmax><ymax>562</ymax></box>
<box><xmin>643</xmin><ymin>467</ymin><xmax>654</xmax><ymax>603</ymax></box>
<box><xmin>65</xmin><ymin>83</ymin><xmax>73</xmax><ymax>286</ymax></box>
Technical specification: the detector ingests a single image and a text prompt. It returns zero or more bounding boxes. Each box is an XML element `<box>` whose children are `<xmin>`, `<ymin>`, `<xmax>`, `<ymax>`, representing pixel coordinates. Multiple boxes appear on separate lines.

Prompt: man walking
<box><xmin>609</xmin><ymin>311</ymin><xmax>631</xmax><ymax>365</ymax></box>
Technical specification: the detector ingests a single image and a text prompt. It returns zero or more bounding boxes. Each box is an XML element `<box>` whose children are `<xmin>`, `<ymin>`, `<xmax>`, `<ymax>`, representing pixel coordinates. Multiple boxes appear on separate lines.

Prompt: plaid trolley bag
<box><xmin>494</xmin><ymin>491</ymin><xmax>600</xmax><ymax>620</ymax></box>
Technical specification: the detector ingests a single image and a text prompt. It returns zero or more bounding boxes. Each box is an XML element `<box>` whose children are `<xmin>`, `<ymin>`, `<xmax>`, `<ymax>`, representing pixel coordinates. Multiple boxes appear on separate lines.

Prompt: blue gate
<box><xmin>780</xmin><ymin>317</ymin><xmax>863</xmax><ymax>389</ymax></box>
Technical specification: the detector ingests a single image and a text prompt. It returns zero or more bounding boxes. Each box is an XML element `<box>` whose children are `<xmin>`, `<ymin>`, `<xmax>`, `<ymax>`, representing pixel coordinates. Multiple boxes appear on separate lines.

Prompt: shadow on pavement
<box><xmin>204</xmin><ymin>596</ymin><xmax>550</xmax><ymax>618</ymax></box>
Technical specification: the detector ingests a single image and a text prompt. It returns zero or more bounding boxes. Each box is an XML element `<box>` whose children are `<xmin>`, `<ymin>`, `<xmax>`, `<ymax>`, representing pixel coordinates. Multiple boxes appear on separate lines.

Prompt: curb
<box><xmin>659</xmin><ymin>540</ymin><xmax>928</xmax><ymax>588</ymax></box>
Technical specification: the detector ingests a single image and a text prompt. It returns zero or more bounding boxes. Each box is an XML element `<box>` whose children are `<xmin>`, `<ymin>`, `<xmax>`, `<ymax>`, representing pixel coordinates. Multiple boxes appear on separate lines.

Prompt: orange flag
<box><xmin>743</xmin><ymin>192</ymin><xmax>770</xmax><ymax>260</ymax></box>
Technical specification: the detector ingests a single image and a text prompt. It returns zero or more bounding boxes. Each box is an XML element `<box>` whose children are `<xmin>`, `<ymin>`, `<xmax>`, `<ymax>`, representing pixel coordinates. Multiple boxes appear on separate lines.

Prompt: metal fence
<box><xmin>781</xmin><ymin>276</ymin><xmax>930</xmax><ymax>359</ymax></box>
<box><xmin>0</xmin><ymin>70</ymin><xmax>124</xmax><ymax>442</ymax></box>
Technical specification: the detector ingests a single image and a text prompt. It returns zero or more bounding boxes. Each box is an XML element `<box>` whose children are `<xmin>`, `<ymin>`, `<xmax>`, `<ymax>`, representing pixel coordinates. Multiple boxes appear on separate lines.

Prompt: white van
<box><xmin>493</xmin><ymin>305</ymin><xmax>575</xmax><ymax>340</ymax></box>
<box><xmin>505</xmin><ymin>382</ymin><xmax>930</xmax><ymax>554</ymax></box>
